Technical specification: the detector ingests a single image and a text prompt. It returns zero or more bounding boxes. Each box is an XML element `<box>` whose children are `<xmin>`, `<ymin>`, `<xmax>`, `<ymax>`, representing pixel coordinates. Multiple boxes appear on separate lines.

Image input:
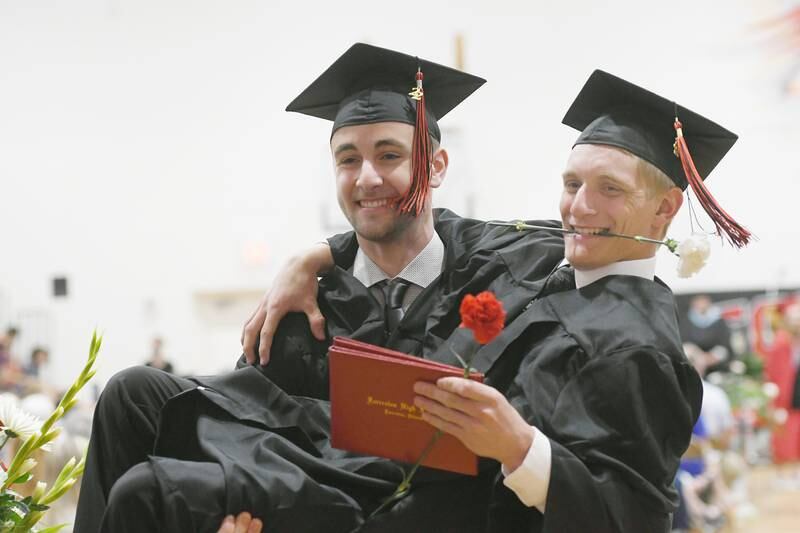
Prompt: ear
<box><xmin>429</xmin><ymin>147</ymin><xmax>449</xmax><ymax>189</ymax></box>
<box><xmin>653</xmin><ymin>187</ymin><xmax>683</xmax><ymax>230</ymax></box>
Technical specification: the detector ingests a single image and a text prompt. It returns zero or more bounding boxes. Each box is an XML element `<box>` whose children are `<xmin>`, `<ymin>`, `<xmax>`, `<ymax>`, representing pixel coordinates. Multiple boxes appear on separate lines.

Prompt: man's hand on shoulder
<box><xmin>241</xmin><ymin>243</ymin><xmax>334</xmax><ymax>366</ymax></box>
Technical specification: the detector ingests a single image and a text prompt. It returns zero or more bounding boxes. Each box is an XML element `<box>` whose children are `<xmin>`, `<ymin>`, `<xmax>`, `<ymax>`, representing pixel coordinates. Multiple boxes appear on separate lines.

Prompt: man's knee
<box><xmin>98</xmin><ymin>366</ymin><xmax>152</xmax><ymax>410</ymax></box>
<box><xmin>96</xmin><ymin>366</ymin><xmax>188</xmax><ymax>424</ymax></box>
<box><xmin>104</xmin><ymin>459</ymin><xmax>227</xmax><ymax>532</ymax></box>
<box><xmin>103</xmin><ymin>462</ymin><xmax>161</xmax><ymax>529</ymax></box>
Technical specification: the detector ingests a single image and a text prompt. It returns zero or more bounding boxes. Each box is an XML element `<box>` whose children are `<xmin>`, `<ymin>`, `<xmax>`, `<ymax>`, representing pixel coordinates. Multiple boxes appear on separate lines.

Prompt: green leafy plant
<box><xmin>1</xmin><ymin>332</ymin><xmax>101</xmax><ymax>532</ymax></box>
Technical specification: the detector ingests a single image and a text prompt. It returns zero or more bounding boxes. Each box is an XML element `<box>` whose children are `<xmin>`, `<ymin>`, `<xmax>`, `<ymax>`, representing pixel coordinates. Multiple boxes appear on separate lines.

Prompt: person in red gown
<box><xmin>764</xmin><ymin>300</ymin><xmax>800</xmax><ymax>480</ymax></box>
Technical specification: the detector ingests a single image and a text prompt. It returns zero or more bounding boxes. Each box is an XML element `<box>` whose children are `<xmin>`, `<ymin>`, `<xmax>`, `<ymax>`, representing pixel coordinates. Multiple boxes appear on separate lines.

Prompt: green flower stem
<box><xmin>369</xmin><ymin>352</ymin><xmax>476</xmax><ymax>519</ymax></box>
<box><xmin>368</xmin><ymin>429</ymin><xmax>444</xmax><ymax>519</ymax></box>
<box><xmin>49</xmin><ymin>458</ymin><xmax>78</xmax><ymax>493</ymax></box>
<box><xmin>487</xmin><ymin>221</ymin><xmax>679</xmax><ymax>254</ymax></box>
<box><xmin>34</xmin><ymin>524</ymin><xmax>70</xmax><ymax>533</ymax></box>
<box><xmin>2</xmin><ymin>332</ymin><xmax>100</xmax><ymax>498</ymax></box>
<box><xmin>16</xmin><ymin>461</ymin><xmax>83</xmax><ymax>532</ymax></box>
<box><xmin>397</xmin><ymin>430</ymin><xmax>444</xmax><ymax>492</ymax></box>
<box><xmin>8</xmin><ymin>332</ymin><xmax>98</xmax><ymax>531</ymax></box>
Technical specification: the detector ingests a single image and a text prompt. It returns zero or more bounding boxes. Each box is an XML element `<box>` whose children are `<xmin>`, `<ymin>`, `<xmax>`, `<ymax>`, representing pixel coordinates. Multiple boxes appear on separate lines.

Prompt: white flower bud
<box><xmin>20</xmin><ymin>457</ymin><xmax>37</xmax><ymax>475</ymax></box>
<box><xmin>32</xmin><ymin>480</ymin><xmax>47</xmax><ymax>501</ymax></box>
<box><xmin>676</xmin><ymin>234</ymin><xmax>711</xmax><ymax>278</ymax></box>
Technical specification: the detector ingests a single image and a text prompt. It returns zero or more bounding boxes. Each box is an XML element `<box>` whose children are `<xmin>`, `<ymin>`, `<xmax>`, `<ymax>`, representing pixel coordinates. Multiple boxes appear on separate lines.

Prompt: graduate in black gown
<box><xmin>73</xmin><ymin>43</ymin><xmax>564</xmax><ymax>533</ymax></box>
<box><xmin>254</xmin><ymin>71</ymin><xmax>750</xmax><ymax>532</ymax></box>
<box><xmin>413</xmin><ymin>70</ymin><xmax>751</xmax><ymax>532</ymax></box>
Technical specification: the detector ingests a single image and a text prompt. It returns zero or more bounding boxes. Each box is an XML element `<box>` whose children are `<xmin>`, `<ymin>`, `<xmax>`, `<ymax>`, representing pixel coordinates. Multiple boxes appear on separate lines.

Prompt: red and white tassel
<box><xmin>398</xmin><ymin>69</ymin><xmax>432</xmax><ymax>216</ymax></box>
<box><xmin>673</xmin><ymin>119</ymin><xmax>751</xmax><ymax>248</ymax></box>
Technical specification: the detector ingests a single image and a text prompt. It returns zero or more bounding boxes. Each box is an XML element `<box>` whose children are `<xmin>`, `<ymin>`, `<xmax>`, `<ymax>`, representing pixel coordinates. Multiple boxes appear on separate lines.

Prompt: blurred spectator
<box><xmin>681</xmin><ymin>295</ymin><xmax>734</xmax><ymax>374</ymax></box>
<box><xmin>674</xmin><ymin>416</ymin><xmax>727</xmax><ymax>532</ymax></box>
<box><xmin>764</xmin><ymin>300</ymin><xmax>800</xmax><ymax>485</ymax></box>
<box><xmin>674</xmin><ymin>343</ymin><xmax>753</xmax><ymax>532</ymax></box>
<box><xmin>144</xmin><ymin>336</ymin><xmax>174</xmax><ymax>374</ymax></box>
<box><xmin>23</xmin><ymin>346</ymin><xmax>49</xmax><ymax>379</ymax></box>
<box><xmin>0</xmin><ymin>326</ymin><xmax>19</xmax><ymax>368</ymax></box>
<box><xmin>16</xmin><ymin>347</ymin><xmax>57</xmax><ymax>399</ymax></box>
<box><xmin>0</xmin><ymin>327</ymin><xmax>23</xmax><ymax>393</ymax></box>
<box><xmin>1</xmin><ymin>337</ymin><xmax>58</xmax><ymax>398</ymax></box>
<box><xmin>685</xmin><ymin>343</ymin><xmax>736</xmax><ymax>449</ymax></box>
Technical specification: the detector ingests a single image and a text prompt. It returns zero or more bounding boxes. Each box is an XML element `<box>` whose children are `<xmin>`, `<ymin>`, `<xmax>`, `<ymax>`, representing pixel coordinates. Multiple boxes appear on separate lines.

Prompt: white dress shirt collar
<box><xmin>573</xmin><ymin>256</ymin><xmax>656</xmax><ymax>289</ymax></box>
<box><xmin>352</xmin><ymin>232</ymin><xmax>445</xmax><ymax>289</ymax></box>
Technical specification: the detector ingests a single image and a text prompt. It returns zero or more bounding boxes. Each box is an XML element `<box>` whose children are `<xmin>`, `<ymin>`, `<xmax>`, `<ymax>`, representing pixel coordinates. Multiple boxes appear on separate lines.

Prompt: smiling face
<box><xmin>331</xmin><ymin>121</ymin><xmax>446</xmax><ymax>246</ymax></box>
<box><xmin>560</xmin><ymin>144</ymin><xmax>680</xmax><ymax>270</ymax></box>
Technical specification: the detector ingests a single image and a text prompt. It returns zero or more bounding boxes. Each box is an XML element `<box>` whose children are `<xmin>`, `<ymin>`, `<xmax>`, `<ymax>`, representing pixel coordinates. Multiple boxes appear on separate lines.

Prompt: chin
<box><xmin>565</xmin><ymin>246</ymin><xmax>587</xmax><ymax>268</ymax></box>
<box><xmin>354</xmin><ymin>221</ymin><xmax>403</xmax><ymax>243</ymax></box>
<box><xmin>355</xmin><ymin>228</ymin><xmax>394</xmax><ymax>243</ymax></box>
<box><xmin>565</xmin><ymin>252</ymin><xmax>601</xmax><ymax>271</ymax></box>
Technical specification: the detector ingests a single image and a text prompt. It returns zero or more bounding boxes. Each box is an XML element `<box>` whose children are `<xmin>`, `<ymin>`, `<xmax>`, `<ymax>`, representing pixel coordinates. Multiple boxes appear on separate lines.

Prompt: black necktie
<box><xmin>380</xmin><ymin>279</ymin><xmax>410</xmax><ymax>334</ymax></box>
<box><xmin>539</xmin><ymin>266</ymin><xmax>576</xmax><ymax>298</ymax></box>
<box><xmin>523</xmin><ymin>266</ymin><xmax>574</xmax><ymax>313</ymax></box>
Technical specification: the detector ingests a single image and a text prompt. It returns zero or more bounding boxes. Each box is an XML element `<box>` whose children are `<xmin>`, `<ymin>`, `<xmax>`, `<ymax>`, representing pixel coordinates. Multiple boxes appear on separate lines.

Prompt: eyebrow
<box><xmin>598</xmin><ymin>174</ymin><xmax>630</xmax><ymax>188</ymax></box>
<box><xmin>374</xmin><ymin>138</ymin><xmax>406</xmax><ymax>150</ymax></box>
<box><xmin>561</xmin><ymin>171</ymin><xmax>583</xmax><ymax>182</ymax></box>
<box><xmin>333</xmin><ymin>138</ymin><xmax>408</xmax><ymax>157</ymax></box>
<box><xmin>333</xmin><ymin>142</ymin><xmax>357</xmax><ymax>157</ymax></box>
<box><xmin>561</xmin><ymin>171</ymin><xmax>628</xmax><ymax>186</ymax></box>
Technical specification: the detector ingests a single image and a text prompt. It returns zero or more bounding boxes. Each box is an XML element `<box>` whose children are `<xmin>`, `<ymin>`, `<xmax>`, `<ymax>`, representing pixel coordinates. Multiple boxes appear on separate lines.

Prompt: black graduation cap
<box><xmin>562</xmin><ymin>69</ymin><xmax>750</xmax><ymax>248</ymax></box>
<box><xmin>286</xmin><ymin>42</ymin><xmax>486</xmax><ymax>141</ymax></box>
<box><xmin>286</xmin><ymin>42</ymin><xmax>485</xmax><ymax>216</ymax></box>
<box><xmin>563</xmin><ymin>69</ymin><xmax>738</xmax><ymax>189</ymax></box>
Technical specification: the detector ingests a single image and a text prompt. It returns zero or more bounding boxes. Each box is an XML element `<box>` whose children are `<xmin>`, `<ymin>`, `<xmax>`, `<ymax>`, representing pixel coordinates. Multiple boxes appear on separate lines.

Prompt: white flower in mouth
<box><xmin>676</xmin><ymin>234</ymin><xmax>710</xmax><ymax>278</ymax></box>
<box><xmin>0</xmin><ymin>396</ymin><xmax>43</xmax><ymax>441</ymax></box>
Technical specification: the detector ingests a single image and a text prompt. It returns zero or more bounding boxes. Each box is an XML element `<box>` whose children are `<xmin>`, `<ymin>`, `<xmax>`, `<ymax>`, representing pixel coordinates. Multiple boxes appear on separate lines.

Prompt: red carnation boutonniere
<box><xmin>459</xmin><ymin>291</ymin><xmax>506</xmax><ymax>345</ymax></box>
<box><xmin>448</xmin><ymin>291</ymin><xmax>507</xmax><ymax>374</ymax></box>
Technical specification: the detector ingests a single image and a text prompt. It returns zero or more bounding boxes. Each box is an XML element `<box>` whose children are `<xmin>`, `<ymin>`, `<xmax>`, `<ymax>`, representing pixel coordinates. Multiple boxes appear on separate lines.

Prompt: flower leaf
<box><xmin>11</xmin><ymin>472</ymin><xmax>33</xmax><ymax>485</ymax></box>
<box><xmin>36</xmin><ymin>524</ymin><xmax>69</xmax><ymax>533</ymax></box>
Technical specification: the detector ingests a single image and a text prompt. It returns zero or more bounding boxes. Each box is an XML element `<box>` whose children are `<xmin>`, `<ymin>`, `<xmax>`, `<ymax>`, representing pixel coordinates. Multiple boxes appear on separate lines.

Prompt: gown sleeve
<box><xmin>495</xmin><ymin>337</ymin><xmax>701</xmax><ymax>533</ymax></box>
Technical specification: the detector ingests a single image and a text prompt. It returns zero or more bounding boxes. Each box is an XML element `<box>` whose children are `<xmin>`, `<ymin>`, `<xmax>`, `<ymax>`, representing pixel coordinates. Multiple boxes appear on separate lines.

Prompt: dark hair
<box><xmin>30</xmin><ymin>346</ymin><xmax>49</xmax><ymax>362</ymax></box>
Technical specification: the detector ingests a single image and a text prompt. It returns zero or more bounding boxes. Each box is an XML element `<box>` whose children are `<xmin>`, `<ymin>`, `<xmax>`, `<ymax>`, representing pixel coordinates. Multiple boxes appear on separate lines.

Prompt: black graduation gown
<box><xmin>150</xmin><ymin>209</ymin><xmax>565</xmax><ymax>532</ymax></box>
<box><xmin>472</xmin><ymin>274</ymin><xmax>703</xmax><ymax>533</ymax></box>
<box><xmin>238</xmin><ymin>209</ymin><xmax>565</xmax><ymax>399</ymax></box>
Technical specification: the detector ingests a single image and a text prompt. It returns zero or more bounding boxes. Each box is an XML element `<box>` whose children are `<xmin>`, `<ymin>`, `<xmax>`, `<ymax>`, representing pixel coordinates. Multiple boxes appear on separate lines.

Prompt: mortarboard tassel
<box><xmin>398</xmin><ymin>68</ymin><xmax>432</xmax><ymax>216</ymax></box>
<box><xmin>673</xmin><ymin>118</ymin><xmax>751</xmax><ymax>248</ymax></box>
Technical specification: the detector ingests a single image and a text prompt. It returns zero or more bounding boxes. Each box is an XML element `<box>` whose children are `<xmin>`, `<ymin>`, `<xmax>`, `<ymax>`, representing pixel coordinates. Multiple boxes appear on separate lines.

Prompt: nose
<box><xmin>356</xmin><ymin>159</ymin><xmax>383</xmax><ymax>189</ymax></box>
<box><xmin>569</xmin><ymin>184</ymin><xmax>596</xmax><ymax>217</ymax></box>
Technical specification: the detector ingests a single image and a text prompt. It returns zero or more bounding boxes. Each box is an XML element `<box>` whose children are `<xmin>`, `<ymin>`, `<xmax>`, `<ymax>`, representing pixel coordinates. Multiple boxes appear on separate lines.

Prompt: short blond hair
<box><xmin>637</xmin><ymin>157</ymin><xmax>676</xmax><ymax>199</ymax></box>
<box><xmin>636</xmin><ymin>156</ymin><xmax>681</xmax><ymax>238</ymax></box>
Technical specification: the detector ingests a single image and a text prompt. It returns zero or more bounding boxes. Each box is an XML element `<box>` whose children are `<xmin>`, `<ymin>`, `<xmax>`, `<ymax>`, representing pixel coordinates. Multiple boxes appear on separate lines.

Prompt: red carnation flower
<box><xmin>459</xmin><ymin>291</ymin><xmax>506</xmax><ymax>344</ymax></box>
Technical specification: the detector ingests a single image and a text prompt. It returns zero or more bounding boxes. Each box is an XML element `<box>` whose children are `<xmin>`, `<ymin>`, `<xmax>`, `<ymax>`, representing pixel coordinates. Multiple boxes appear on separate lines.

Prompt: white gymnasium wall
<box><xmin>0</xmin><ymin>0</ymin><xmax>797</xmax><ymax>386</ymax></box>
